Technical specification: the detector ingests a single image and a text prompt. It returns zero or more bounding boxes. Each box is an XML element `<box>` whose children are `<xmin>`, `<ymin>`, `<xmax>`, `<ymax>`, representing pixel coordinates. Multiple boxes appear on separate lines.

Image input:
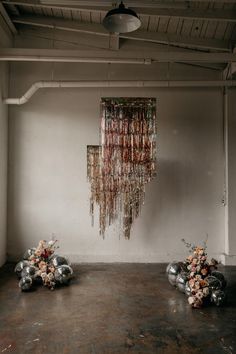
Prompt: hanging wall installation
<box><xmin>87</xmin><ymin>97</ymin><xmax>157</xmax><ymax>239</ymax></box>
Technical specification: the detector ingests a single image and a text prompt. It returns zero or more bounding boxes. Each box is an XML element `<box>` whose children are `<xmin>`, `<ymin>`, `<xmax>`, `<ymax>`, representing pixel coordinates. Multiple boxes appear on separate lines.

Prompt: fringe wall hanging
<box><xmin>87</xmin><ymin>97</ymin><xmax>157</xmax><ymax>239</ymax></box>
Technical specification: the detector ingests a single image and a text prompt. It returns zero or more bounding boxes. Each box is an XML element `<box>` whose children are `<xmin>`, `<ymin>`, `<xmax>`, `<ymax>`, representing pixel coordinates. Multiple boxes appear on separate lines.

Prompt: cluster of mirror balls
<box><xmin>14</xmin><ymin>249</ymin><xmax>73</xmax><ymax>291</ymax></box>
<box><xmin>166</xmin><ymin>262</ymin><xmax>227</xmax><ymax>307</ymax></box>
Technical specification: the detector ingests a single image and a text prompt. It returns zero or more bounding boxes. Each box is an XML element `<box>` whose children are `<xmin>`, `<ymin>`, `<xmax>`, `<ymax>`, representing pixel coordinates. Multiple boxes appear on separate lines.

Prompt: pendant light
<box><xmin>103</xmin><ymin>1</ymin><xmax>141</xmax><ymax>34</ymax></box>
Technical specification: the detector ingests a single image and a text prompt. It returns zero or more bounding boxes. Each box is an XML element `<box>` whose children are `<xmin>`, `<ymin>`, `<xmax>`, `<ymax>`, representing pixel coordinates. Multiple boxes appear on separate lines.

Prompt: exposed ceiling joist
<box><xmin>109</xmin><ymin>33</ymin><xmax>119</xmax><ymax>50</ymax></box>
<box><xmin>122</xmin><ymin>32</ymin><xmax>231</xmax><ymax>52</ymax></box>
<box><xmin>3</xmin><ymin>1</ymin><xmax>236</xmax><ymax>22</ymax></box>
<box><xmin>29</xmin><ymin>0</ymin><xmax>236</xmax><ymax>5</ymax></box>
<box><xmin>0</xmin><ymin>3</ymin><xmax>17</xmax><ymax>34</ymax></box>
<box><xmin>0</xmin><ymin>12</ymin><xmax>12</xmax><ymax>37</ymax></box>
<box><xmin>135</xmin><ymin>8</ymin><xmax>236</xmax><ymax>22</ymax></box>
<box><xmin>0</xmin><ymin>0</ymin><xmax>192</xmax><ymax>10</ymax></box>
<box><xmin>223</xmin><ymin>46</ymin><xmax>236</xmax><ymax>78</ymax></box>
<box><xmin>178</xmin><ymin>61</ymin><xmax>224</xmax><ymax>72</ymax></box>
<box><xmin>14</xmin><ymin>27</ymin><xmax>225</xmax><ymax>71</ymax></box>
<box><xmin>12</xmin><ymin>16</ymin><xmax>232</xmax><ymax>52</ymax></box>
<box><xmin>12</xmin><ymin>16</ymin><xmax>108</xmax><ymax>37</ymax></box>
<box><xmin>2</xmin><ymin>1</ymin><xmax>109</xmax><ymax>13</ymax></box>
<box><xmin>0</xmin><ymin>48</ymin><xmax>236</xmax><ymax>63</ymax></box>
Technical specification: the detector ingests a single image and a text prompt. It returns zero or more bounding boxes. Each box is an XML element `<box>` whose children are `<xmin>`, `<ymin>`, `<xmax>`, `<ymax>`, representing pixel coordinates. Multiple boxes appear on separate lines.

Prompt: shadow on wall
<box><xmin>137</xmin><ymin>157</ymin><xmax>196</xmax><ymax>244</ymax></box>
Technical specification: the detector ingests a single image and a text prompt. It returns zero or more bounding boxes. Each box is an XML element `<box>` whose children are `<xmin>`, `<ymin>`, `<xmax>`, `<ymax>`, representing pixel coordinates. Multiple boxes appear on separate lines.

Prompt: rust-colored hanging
<box><xmin>87</xmin><ymin>97</ymin><xmax>157</xmax><ymax>239</ymax></box>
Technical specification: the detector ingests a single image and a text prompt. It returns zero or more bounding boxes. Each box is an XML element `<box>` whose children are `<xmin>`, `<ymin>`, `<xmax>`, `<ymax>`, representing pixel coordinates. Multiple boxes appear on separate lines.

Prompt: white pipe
<box><xmin>1</xmin><ymin>49</ymin><xmax>236</xmax><ymax>63</ymax></box>
<box><xmin>0</xmin><ymin>56</ymin><xmax>152</xmax><ymax>64</ymax></box>
<box><xmin>223</xmin><ymin>87</ymin><xmax>229</xmax><ymax>256</ymax></box>
<box><xmin>4</xmin><ymin>80</ymin><xmax>236</xmax><ymax>105</ymax></box>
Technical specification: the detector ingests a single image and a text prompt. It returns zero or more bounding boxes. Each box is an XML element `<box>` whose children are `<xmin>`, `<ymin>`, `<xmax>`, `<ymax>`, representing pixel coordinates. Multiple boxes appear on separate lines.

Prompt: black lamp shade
<box><xmin>103</xmin><ymin>2</ymin><xmax>141</xmax><ymax>34</ymax></box>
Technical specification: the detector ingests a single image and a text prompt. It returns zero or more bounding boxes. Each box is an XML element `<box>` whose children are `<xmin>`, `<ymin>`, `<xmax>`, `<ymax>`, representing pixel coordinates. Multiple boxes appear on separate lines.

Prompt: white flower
<box><xmin>203</xmin><ymin>287</ymin><xmax>209</xmax><ymax>296</ymax></box>
<box><xmin>196</xmin><ymin>291</ymin><xmax>203</xmax><ymax>299</ymax></box>
<box><xmin>41</xmin><ymin>272</ymin><xmax>47</xmax><ymax>279</ymax></box>
<box><xmin>48</xmin><ymin>272</ymin><xmax>54</xmax><ymax>281</ymax></box>
<box><xmin>188</xmin><ymin>297</ymin><xmax>195</xmax><ymax>305</ymax></box>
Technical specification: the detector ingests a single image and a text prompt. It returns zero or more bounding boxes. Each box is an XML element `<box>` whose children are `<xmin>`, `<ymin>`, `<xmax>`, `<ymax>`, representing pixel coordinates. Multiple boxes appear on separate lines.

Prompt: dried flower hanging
<box><xmin>87</xmin><ymin>97</ymin><xmax>157</xmax><ymax>238</ymax></box>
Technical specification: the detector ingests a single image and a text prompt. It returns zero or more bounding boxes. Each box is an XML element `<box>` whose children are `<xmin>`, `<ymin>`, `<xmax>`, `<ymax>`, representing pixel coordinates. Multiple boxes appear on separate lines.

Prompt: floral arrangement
<box><xmin>28</xmin><ymin>240</ymin><xmax>59</xmax><ymax>289</ymax></box>
<box><xmin>184</xmin><ymin>241</ymin><xmax>218</xmax><ymax>308</ymax></box>
<box><xmin>166</xmin><ymin>239</ymin><xmax>227</xmax><ymax>308</ymax></box>
<box><xmin>14</xmin><ymin>240</ymin><xmax>73</xmax><ymax>291</ymax></box>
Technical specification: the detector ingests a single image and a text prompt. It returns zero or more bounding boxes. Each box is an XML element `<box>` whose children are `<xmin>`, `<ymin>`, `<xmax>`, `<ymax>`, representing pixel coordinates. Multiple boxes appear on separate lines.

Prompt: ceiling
<box><xmin>1</xmin><ymin>1</ymin><xmax>236</xmax><ymax>75</ymax></box>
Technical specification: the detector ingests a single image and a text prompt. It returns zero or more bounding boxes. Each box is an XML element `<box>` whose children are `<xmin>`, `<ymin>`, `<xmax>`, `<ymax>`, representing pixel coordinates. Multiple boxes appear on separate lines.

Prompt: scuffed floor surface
<box><xmin>0</xmin><ymin>263</ymin><xmax>236</xmax><ymax>354</ymax></box>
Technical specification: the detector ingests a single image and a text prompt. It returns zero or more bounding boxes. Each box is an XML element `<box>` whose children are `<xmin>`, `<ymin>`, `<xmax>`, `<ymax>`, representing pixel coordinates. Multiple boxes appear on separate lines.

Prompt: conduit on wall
<box><xmin>4</xmin><ymin>80</ymin><xmax>236</xmax><ymax>105</ymax></box>
<box><xmin>223</xmin><ymin>87</ymin><xmax>229</xmax><ymax>258</ymax></box>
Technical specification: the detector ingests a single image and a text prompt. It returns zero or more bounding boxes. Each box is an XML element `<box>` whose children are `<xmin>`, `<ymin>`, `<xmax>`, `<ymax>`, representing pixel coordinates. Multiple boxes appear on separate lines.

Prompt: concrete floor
<box><xmin>0</xmin><ymin>263</ymin><xmax>235</xmax><ymax>354</ymax></box>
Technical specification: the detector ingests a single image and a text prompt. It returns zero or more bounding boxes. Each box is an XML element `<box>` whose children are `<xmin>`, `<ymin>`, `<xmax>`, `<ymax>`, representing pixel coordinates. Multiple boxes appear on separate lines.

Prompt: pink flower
<box><xmin>189</xmin><ymin>279</ymin><xmax>195</xmax><ymax>286</ymax></box>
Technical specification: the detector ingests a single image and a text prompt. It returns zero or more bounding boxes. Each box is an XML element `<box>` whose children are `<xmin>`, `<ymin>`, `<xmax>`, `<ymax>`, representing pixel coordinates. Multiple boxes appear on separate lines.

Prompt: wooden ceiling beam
<box><xmin>109</xmin><ymin>33</ymin><xmax>119</xmax><ymax>50</ymax></box>
<box><xmin>11</xmin><ymin>16</ymin><xmax>232</xmax><ymax>52</ymax></box>
<box><xmin>0</xmin><ymin>3</ymin><xmax>17</xmax><ymax>34</ymax></box>
<box><xmin>122</xmin><ymin>31</ymin><xmax>232</xmax><ymax>52</ymax></box>
<box><xmin>134</xmin><ymin>8</ymin><xmax>236</xmax><ymax>22</ymax></box>
<box><xmin>3</xmin><ymin>1</ymin><xmax>236</xmax><ymax>22</ymax></box>
<box><xmin>15</xmin><ymin>0</ymin><xmax>236</xmax><ymax>6</ymax></box>
<box><xmin>0</xmin><ymin>0</ymin><xmax>189</xmax><ymax>10</ymax></box>
<box><xmin>12</xmin><ymin>16</ymin><xmax>108</xmax><ymax>37</ymax></box>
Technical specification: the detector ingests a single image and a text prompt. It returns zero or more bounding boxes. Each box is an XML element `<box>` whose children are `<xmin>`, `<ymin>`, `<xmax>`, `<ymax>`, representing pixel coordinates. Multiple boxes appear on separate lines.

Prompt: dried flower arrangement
<box><xmin>14</xmin><ymin>240</ymin><xmax>73</xmax><ymax>291</ymax></box>
<box><xmin>166</xmin><ymin>239</ymin><xmax>227</xmax><ymax>308</ymax></box>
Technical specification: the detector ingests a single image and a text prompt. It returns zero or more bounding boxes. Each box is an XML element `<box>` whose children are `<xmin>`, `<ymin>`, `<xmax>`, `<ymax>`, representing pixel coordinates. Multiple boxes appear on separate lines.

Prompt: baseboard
<box><xmin>220</xmin><ymin>253</ymin><xmax>236</xmax><ymax>266</ymax></box>
<box><xmin>65</xmin><ymin>254</ymin><xmax>181</xmax><ymax>263</ymax></box>
<box><xmin>8</xmin><ymin>252</ymin><xmax>189</xmax><ymax>264</ymax></box>
<box><xmin>66</xmin><ymin>252</ymin><xmax>225</xmax><ymax>264</ymax></box>
<box><xmin>8</xmin><ymin>252</ymin><xmax>224</xmax><ymax>264</ymax></box>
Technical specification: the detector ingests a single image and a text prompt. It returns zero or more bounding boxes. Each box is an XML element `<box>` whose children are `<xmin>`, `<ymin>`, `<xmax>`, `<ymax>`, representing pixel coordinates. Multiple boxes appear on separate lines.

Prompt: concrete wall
<box><xmin>5</xmin><ymin>29</ymin><xmax>228</xmax><ymax>263</ymax></box>
<box><xmin>0</xmin><ymin>23</ymin><xmax>11</xmax><ymax>266</ymax></box>
<box><xmin>7</xmin><ymin>60</ymin><xmax>226</xmax><ymax>262</ymax></box>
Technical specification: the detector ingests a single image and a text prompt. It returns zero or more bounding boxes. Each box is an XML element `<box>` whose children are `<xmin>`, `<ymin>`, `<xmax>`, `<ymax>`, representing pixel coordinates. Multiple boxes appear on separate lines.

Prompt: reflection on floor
<box><xmin>0</xmin><ymin>263</ymin><xmax>235</xmax><ymax>354</ymax></box>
